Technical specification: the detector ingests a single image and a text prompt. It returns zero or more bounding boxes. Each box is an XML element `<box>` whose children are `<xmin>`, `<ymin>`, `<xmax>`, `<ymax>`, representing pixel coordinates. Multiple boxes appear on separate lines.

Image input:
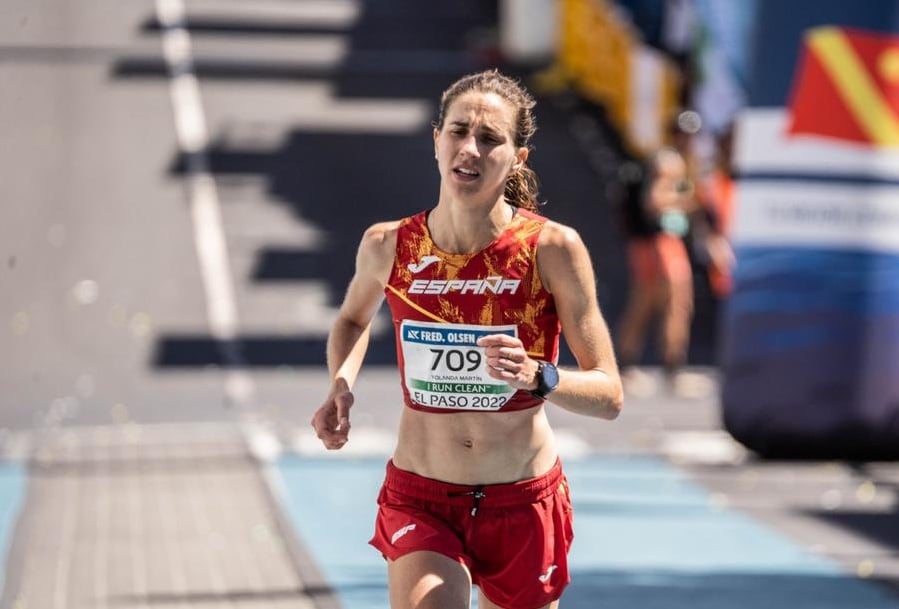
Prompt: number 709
<box><xmin>430</xmin><ymin>348</ymin><xmax>482</xmax><ymax>372</ymax></box>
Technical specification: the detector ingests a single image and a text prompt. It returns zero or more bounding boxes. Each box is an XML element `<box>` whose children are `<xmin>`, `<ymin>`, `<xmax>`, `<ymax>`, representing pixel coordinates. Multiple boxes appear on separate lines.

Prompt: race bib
<box><xmin>400</xmin><ymin>319</ymin><xmax>518</xmax><ymax>411</ymax></box>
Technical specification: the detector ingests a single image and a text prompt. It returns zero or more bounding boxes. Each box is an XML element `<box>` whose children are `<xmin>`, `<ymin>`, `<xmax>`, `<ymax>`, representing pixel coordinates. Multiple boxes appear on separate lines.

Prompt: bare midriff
<box><xmin>391</xmin><ymin>406</ymin><xmax>559</xmax><ymax>485</ymax></box>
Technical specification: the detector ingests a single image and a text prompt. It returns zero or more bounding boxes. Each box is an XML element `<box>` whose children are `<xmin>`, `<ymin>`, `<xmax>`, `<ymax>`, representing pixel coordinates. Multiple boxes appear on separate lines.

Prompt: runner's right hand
<box><xmin>311</xmin><ymin>389</ymin><xmax>353</xmax><ymax>450</ymax></box>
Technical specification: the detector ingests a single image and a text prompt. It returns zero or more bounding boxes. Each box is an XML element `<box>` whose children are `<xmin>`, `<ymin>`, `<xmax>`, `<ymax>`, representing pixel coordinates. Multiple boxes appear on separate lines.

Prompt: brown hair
<box><xmin>435</xmin><ymin>69</ymin><xmax>541</xmax><ymax>212</ymax></box>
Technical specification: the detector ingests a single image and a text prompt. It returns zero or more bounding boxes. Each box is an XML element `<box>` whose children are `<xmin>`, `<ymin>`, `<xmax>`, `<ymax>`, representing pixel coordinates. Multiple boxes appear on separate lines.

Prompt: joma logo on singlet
<box><xmin>409</xmin><ymin>276</ymin><xmax>521</xmax><ymax>295</ymax></box>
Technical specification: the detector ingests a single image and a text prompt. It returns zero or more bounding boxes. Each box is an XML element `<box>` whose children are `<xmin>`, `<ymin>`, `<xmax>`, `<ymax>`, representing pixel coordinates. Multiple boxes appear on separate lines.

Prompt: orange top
<box><xmin>385</xmin><ymin>208</ymin><xmax>560</xmax><ymax>413</ymax></box>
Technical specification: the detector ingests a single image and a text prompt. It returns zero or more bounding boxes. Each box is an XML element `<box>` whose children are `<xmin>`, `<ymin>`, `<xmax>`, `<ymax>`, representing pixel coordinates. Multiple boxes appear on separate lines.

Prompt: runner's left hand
<box><xmin>477</xmin><ymin>334</ymin><xmax>538</xmax><ymax>391</ymax></box>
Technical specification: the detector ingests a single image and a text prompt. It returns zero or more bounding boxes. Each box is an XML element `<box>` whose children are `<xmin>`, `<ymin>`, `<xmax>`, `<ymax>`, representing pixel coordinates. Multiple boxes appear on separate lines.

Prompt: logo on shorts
<box><xmin>407</xmin><ymin>256</ymin><xmax>441</xmax><ymax>274</ymax></box>
<box><xmin>538</xmin><ymin>564</ymin><xmax>558</xmax><ymax>584</ymax></box>
<box><xmin>391</xmin><ymin>523</ymin><xmax>417</xmax><ymax>545</ymax></box>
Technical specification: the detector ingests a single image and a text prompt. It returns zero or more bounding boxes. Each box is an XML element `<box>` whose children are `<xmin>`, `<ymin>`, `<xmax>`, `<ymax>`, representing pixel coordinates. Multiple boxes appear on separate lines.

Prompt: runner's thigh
<box><xmin>388</xmin><ymin>550</ymin><xmax>472</xmax><ymax>609</ymax></box>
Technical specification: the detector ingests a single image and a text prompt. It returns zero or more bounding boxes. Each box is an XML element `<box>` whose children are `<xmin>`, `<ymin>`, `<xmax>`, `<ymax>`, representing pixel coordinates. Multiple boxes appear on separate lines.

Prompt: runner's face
<box><xmin>434</xmin><ymin>91</ymin><xmax>526</xmax><ymax>203</ymax></box>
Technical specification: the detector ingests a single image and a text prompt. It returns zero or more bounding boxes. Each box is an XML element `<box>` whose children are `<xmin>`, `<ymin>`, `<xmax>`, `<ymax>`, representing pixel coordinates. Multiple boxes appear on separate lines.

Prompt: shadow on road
<box><xmin>123</xmin><ymin>0</ymin><xmax>721</xmax><ymax>370</ymax></box>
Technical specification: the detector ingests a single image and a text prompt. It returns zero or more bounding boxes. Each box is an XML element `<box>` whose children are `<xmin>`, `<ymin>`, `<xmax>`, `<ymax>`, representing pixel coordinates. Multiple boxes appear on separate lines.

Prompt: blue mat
<box><xmin>0</xmin><ymin>464</ymin><xmax>25</xmax><ymax>596</ymax></box>
<box><xmin>275</xmin><ymin>456</ymin><xmax>898</xmax><ymax>609</ymax></box>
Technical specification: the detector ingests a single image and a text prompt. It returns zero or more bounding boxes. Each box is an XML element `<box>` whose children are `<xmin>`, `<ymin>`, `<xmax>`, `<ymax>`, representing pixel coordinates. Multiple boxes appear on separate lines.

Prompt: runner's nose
<box><xmin>460</xmin><ymin>134</ymin><xmax>479</xmax><ymax>159</ymax></box>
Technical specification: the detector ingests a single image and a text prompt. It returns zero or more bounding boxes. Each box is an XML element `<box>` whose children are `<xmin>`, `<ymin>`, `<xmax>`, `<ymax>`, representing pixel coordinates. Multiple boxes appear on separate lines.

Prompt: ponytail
<box><xmin>504</xmin><ymin>165</ymin><xmax>540</xmax><ymax>213</ymax></box>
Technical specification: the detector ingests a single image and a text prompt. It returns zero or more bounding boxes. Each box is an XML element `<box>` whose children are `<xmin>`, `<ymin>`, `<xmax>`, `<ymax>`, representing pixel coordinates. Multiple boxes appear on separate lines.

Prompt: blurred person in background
<box><xmin>672</xmin><ymin>111</ymin><xmax>736</xmax><ymax>303</ymax></box>
<box><xmin>616</xmin><ymin>109</ymin><xmax>732</xmax><ymax>396</ymax></box>
<box><xmin>694</xmin><ymin>123</ymin><xmax>736</xmax><ymax>299</ymax></box>
<box><xmin>311</xmin><ymin>69</ymin><xmax>623</xmax><ymax>609</ymax></box>
<box><xmin>616</xmin><ymin>144</ymin><xmax>696</xmax><ymax>395</ymax></box>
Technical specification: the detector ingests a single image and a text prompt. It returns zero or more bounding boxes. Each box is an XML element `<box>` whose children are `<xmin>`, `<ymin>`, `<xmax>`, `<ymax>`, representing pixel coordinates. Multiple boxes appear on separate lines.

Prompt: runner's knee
<box><xmin>388</xmin><ymin>551</ymin><xmax>471</xmax><ymax>609</ymax></box>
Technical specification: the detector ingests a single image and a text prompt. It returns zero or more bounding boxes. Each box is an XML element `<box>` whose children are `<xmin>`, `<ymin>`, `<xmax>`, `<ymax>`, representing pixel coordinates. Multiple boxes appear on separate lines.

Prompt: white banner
<box><xmin>737</xmin><ymin>109</ymin><xmax>899</xmax><ymax>179</ymax></box>
<box><xmin>733</xmin><ymin>180</ymin><xmax>899</xmax><ymax>254</ymax></box>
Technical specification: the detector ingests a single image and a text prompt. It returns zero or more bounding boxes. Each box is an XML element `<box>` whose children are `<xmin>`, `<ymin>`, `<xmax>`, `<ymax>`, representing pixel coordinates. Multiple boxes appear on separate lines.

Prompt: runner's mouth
<box><xmin>453</xmin><ymin>167</ymin><xmax>480</xmax><ymax>180</ymax></box>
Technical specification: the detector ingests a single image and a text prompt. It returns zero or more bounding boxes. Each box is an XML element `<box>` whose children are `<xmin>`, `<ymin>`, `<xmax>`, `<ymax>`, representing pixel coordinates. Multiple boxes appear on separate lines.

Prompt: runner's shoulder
<box><xmin>537</xmin><ymin>219</ymin><xmax>585</xmax><ymax>252</ymax></box>
<box><xmin>358</xmin><ymin>220</ymin><xmax>401</xmax><ymax>268</ymax></box>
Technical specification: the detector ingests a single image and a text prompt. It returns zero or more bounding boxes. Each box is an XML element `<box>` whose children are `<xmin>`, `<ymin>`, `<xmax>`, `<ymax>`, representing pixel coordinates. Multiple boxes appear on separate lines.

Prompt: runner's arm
<box><xmin>327</xmin><ymin>223</ymin><xmax>395</xmax><ymax>389</ymax></box>
<box><xmin>534</xmin><ymin>222</ymin><xmax>623</xmax><ymax>419</ymax></box>
<box><xmin>312</xmin><ymin>222</ymin><xmax>396</xmax><ymax>448</ymax></box>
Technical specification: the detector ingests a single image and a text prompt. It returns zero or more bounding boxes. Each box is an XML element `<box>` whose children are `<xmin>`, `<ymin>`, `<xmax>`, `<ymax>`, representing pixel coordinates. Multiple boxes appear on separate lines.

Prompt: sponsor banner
<box><xmin>732</xmin><ymin>179</ymin><xmax>899</xmax><ymax>254</ymax></box>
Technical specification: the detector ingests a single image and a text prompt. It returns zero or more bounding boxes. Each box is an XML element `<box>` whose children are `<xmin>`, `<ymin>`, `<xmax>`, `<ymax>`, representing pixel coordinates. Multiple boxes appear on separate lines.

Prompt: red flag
<box><xmin>787</xmin><ymin>27</ymin><xmax>899</xmax><ymax>147</ymax></box>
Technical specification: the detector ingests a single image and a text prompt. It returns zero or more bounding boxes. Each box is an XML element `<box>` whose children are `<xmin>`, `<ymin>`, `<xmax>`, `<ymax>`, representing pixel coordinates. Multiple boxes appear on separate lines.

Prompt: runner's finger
<box><xmin>476</xmin><ymin>334</ymin><xmax>521</xmax><ymax>348</ymax></box>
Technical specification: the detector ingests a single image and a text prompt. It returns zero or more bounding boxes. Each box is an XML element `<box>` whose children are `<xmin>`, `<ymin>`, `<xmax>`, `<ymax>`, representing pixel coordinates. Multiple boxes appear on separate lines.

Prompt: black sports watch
<box><xmin>530</xmin><ymin>361</ymin><xmax>559</xmax><ymax>399</ymax></box>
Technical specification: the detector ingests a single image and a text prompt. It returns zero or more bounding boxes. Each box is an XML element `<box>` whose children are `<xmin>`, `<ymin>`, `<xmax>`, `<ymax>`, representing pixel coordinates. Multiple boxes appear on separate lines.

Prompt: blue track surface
<box><xmin>276</xmin><ymin>456</ymin><xmax>898</xmax><ymax>609</ymax></box>
<box><xmin>0</xmin><ymin>464</ymin><xmax>25</xmax><ymax>596</ymax></box>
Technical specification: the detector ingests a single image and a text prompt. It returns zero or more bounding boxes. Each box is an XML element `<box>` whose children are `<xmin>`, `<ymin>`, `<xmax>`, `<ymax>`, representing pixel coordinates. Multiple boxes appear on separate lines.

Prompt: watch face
<box><xmin>542</xmin><ymin>362</ymin><xmax>560</xmax><ymax>392</ymax></box>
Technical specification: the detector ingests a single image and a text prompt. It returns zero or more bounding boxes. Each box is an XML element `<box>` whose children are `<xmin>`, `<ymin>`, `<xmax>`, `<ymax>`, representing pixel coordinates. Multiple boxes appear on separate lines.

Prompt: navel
<box><xmin>462</xmin><ymin>439</ymin><xmax>474</xmax><ymax>449</ymax></box>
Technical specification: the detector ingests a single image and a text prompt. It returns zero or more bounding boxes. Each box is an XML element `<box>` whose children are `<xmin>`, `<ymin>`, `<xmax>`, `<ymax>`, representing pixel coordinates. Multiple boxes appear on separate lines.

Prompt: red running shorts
<box><xmin>369</xmin><ymin>459</ymin><xmax>574</xmax><ymax>609</ymax></box>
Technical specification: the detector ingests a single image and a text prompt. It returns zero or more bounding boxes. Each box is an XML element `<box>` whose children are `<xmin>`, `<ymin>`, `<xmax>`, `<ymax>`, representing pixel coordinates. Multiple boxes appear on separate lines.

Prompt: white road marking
<box><xmin>183</xmin><ymin>0</ymin><xmax>361</xmax><ymax>26</ymax></box>
<box><xmin>243</xmin><ymin>421</ymin><xmax>283</xmax><ymax>463</ymax></box>
<box><xmin>155</xmin><ymin>0</ymin><xmax>255</xmax><ymax>408</ymax></box>
<box><xmin>661</xmin><ymin>431</ymin><xmax>748</xmax><ymax>465</ymax></box>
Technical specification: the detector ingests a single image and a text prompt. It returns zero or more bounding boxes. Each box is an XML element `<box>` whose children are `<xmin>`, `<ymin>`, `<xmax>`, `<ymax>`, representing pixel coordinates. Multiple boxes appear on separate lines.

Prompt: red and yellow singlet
<box><xmin>385</xmin><ymin>208</ymin><xmax>561</xmax><ymax>413</ymax></box>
